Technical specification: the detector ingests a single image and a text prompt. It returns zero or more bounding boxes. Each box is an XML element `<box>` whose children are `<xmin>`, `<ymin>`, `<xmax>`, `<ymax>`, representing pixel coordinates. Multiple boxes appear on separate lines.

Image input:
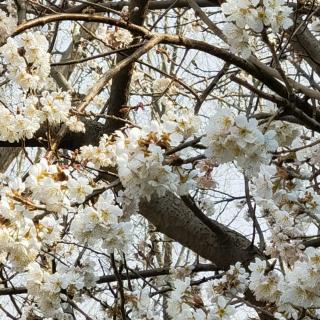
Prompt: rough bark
<box><xmin>107</xmin><ymin>0</ymin><xmax>150</xmax><ymax>131</ymax></box>
<box><xmin>291</xmin><ymin>25</ymin><xmax>320</xmax><ymax>78</ymax></box>
<box><xmin>0</xmin><ymin>147</ymin><xmax>20</xmax><ymax>172</ymax></box>
<box><xmin>140</xmin><ymin>192</ymin><xmax>262</xmax><ymax>270</ymax></box>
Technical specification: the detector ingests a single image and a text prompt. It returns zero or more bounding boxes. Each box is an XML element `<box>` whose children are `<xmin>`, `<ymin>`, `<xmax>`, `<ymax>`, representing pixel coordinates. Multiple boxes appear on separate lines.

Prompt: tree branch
<box><xmin>0</xmin><ymin>263</ymin><xmax>217</xmax><ymax>296</ymax></box>
<box><xmin>106</xmin><ymin>0</ymin><xmax>150</xmax><ymax>130</ymax></box>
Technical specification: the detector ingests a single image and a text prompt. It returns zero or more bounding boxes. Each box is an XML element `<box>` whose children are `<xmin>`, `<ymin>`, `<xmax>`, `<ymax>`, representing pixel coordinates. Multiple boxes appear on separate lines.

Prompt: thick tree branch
<box><xmin>140</xmin><ymin>192</ymin><xmax>264</xmax><ymax>270</ymax></box>
<box><xmin>107</xmin><ymin>0</ymin><xmax>150</xmax><ymax>130</ymax></box>
<box><xmin>291</xmin><ymin>24</ymin><xmax>320</xmax><ymax>78</ymax></box>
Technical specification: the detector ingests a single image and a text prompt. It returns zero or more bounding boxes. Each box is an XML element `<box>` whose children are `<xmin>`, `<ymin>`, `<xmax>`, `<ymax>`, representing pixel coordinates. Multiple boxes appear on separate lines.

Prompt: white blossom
<box><xmin>0</xmin><ymin>9</ymin><xmax>16</xmax><ymax>44</ymax></box>
<box><xmin>1</xmin><ymin>31</ymin><xmax>50</xmax><ymax>90</ymax></box>
<box><xmin>68</xmin><ymin>177</ymin><xmax>93</xmax><ymax>203</ymax></box>
<box><xmin>202</xmin><ymin>110</ymin><xmax>278</xmax><ymax>176</ymax></box>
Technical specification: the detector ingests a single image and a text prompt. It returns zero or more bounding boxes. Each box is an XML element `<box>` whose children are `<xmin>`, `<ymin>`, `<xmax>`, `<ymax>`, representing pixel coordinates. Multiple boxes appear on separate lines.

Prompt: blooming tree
<box><xmin>0</xmin><ymin>0</ymin><xmax>320</xmax><ymax>319</ymax></box>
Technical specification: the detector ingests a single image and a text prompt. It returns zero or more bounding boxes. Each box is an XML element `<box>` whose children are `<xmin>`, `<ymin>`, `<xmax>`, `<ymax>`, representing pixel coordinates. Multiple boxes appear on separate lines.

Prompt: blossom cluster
<box><xmin>26</xmin><ymin>261</ymin><xmax>97</xmax><ymax>317</ymax></box>
<box><xmin>123</xmin><ymin>255</ymin><xmax>320</xmax><ymax>320</ymax></box>
<box><xmin>124</xmin><ymin>287</ymin><xmax>156</xmax><ymax>319</ymax></box>
<box><xmin>0</xmin><ymin>155</ymin><xmax>136</xmax><ymax>317</ymax></box>
<box><xmin>0</xmin><ymin>9</ymin><xmax>16</xmax><ymax>44</ymax></box>
<box><xmin>115</xmin><ymin>127</ymin><xmax>181</xmax><ymax>208</ymax></box>
<box><xmin>165</xmin><ymin>263</ymin><xmax>250</xmax><ymax>320</ymax></box>
<box><xmin>71</xmin><ymin>192</ymin><xmax>132</xmax><ymax>252</ymax></box>
<box><xmin>269</xmin><ymin>121</ymin><xmax>301</xmax><ymax>148</ymax></box>
<box><xmin>0</xmin><ymin>28</ymin><xmax>89</xmax><ymax>143</ymax></box>
<box><xmin>0</xmin><ymin>32</ymin><xmax>50</xmax><ymax>90</ymax></box>
<box><xmin>167</xmin><ymin>277</ymin><xmax>207</xmax><ymax>320</ymax></box>
<box><xmin>248</xmin><ymin>250</ymin><xmax>320</xmax><ymax>319</ymax></box>
<box><xmin>0</xmin><ymin>157</ymin><xmax>132</xmax><ymax>260</ymax></box>
<box><xmin>97</xmin><ymin>25</ymin><xmax>133</xmax><ymax>48</ymax></box>
<box><xmin>0</xmin><ymin>203</ymin><xmax>58</xmax><ymax>272</ymax></box>
<box><xmin>0</xmin><ymin>90</ymin><xmax>84</xmax><ymax>143</ymax></box>
<box><xmin>104</xmin><ymin>264</ymin><xmax>241</xmax><ymax>320</ymax></box>
<box><xmin>252</xmin><ymin>163</ymin><xmax>320</xmax><ymax>265</ymax></box>
<box><xmin>0</xmin><ymin>31</ymin><xmax>85</xmax><ymax>142</ymax></box>
<box><xmin>159</xmin><ymin>277</ymin><xmax>235</xmax><ymax>320</ymax></box>
<box><xmin>201</xmin><ymin>109</ymin><xmax>278</xmax><ymax>177</ymax></box>
<box><xmin>221</xmin><ymin>0</ymin><xmax>293</xmax><ymax>57</ymax></box>
<box><xmin>212</xmin><ymin>262</ymin><xmax>249</xmax><ymax>297</ymax></box>
<box><xmin>0</xmin><ymin>103</ymin><xmax>40</xmax><ymax>142</ymax></box>
<box><xmin>80</xmin><ymin>109</ymin><xmax>200</xmax><ymax>214</ymax></box>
